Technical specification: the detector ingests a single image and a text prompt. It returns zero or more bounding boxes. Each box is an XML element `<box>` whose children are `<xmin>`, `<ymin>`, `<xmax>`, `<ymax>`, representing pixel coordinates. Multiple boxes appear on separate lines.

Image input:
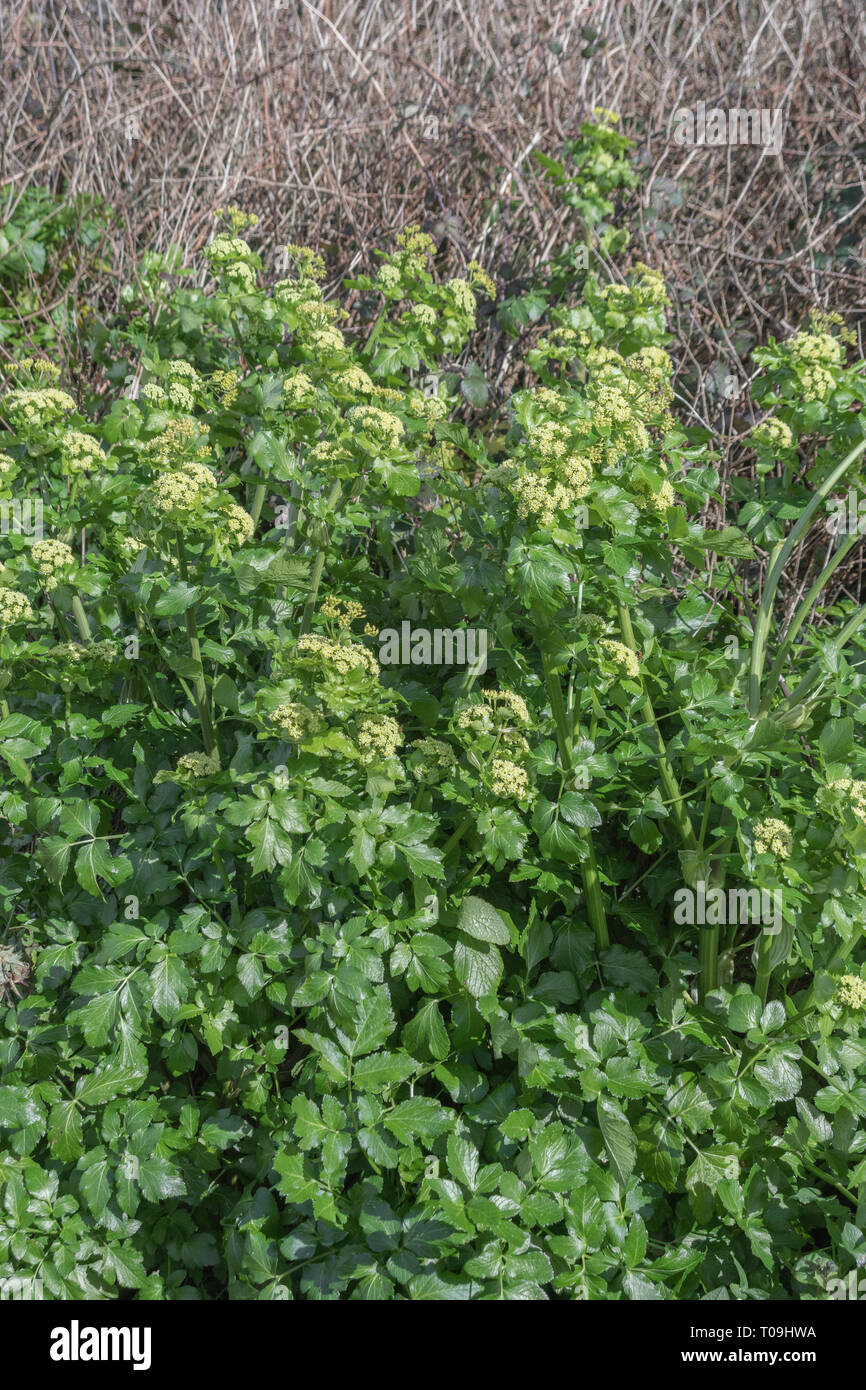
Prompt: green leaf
<box><xmin>456</xmin><ymin>895</ymin><xmax>511</xmax><ymax>944</ymax></box>
<box><xmin>454</xmin><ymin>935</ymin><xmax>504</xmax><ymax>998</ymax></box>
<box><xmin>597</xmin><ymin>1096</ymin><xmax>636</xmax><ymax>1189</ymax></box>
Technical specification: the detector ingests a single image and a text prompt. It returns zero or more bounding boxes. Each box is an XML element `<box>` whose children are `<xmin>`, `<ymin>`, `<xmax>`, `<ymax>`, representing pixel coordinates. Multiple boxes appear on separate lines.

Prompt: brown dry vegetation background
<box><xmin>2</xmin><ymin>0</ymin><xmax>866</xmax><ymax>606</ymax></box>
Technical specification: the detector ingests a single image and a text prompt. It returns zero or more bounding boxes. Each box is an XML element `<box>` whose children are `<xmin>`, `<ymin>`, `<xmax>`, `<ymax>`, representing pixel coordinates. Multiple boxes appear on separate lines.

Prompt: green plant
<box><xmin>1</xmin><ymin>133</ymin><xmax>866</xmax><ymax>1302</ymax></box>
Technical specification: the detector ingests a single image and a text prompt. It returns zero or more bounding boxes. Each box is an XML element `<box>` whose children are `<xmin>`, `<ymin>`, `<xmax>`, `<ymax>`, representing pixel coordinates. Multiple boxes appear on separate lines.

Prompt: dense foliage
<box><xmin>2</xmin><ymin>115</ymin><xmax>866</xmax><ymax>1301</ymax></box>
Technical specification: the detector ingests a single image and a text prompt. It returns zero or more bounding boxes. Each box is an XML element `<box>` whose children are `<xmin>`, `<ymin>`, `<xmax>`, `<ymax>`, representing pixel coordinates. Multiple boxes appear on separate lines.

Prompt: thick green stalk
<box><xmin>70</xmin><ymin>595</ymin><xmax>92</xmax><ymax>642</ymax></box>
<box><xmin>754</xmin><ymin>929</ymin><xmax>774</xmax><ymax>1004</ymax></box>
<box><xmin>617</xmin><ymin>603</ymin><xmax>696</xmax><ymax>853</ymax></box>
<box><xmin>177</xmin><ymin>535</ymin><xmax>218</xmax><ymax>758</ymax></box>
<box><xmin>250</xmin><ymin>482</ymin><xmax>268</xmax><ymax>526</ymax></box>
<box><xmin>541</xmin><ymin>648</ymin><xmax>609</xmax><ymax>952</ymax></box>
<box><xmin>616</xmin><ymin>602</ymin><xmax>716</xmax><ymax>991</ymax></box>
<box><xmin>300</xmin><ymin>480</ymin><xmax>343</xmax><ymax>635</ymax></box>
<box><xmin>749</xmin><ymin>435</ymin><xmax>866</xmax><ymax>718</ymax></box>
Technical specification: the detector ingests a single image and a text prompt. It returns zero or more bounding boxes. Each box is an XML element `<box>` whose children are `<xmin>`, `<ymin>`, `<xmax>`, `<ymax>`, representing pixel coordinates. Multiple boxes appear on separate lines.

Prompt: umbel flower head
<box><xmin>409</xmin><ymin>737</ymin><xmax>457</xmax><ymax>784</ymax></box>
<box><xmin>599</xmin><ymin>639</ymin><xmax>640</xmax><ymax>680</ymax></box>
<box><xmin>145</xmin><ymin>750</ymin><xmax>219</xmax><ymax>789</ymax></box>
<box><xmin>2</xmin><ymin>387</ymin><xmax>76</xmax><ymax>426</ymax></box>
<box><xmin>32</xmin><ymin>539</ymin><xmax>75</xmax><ymax>590</ymax></box>
<box><xmin>750</xmin><ymin>417</ymin><xmax>795</xmax><ymax>451</ymax></box>
<box><xmin>296</xmin><ymin>632</ymin><xmax>380</xmax><ymax>678</ymax></box>
<box><xmin>150</xmin><ymin>462</ymin><xmax>217</xmax><ymax>515</ymax></box>
<box><xmin>319</xmin><ymin>595</ymin><xmax>365</xmax><ymax>625</ymax></box>
<box><xmin>0</xmin><ymin>588</ymin><xmax>34</xmax><ymax>628</ymax></box>
<box><xmin>269</xmin><ymin>703</ymin><xmax>321</xmax><ymax>741</ymax></box>
<box><xmin>825</xmin><ymin>777</ymin><xmax>866</xmax><ymax>824</ymax></box>
<box><xmin>357</xmin><ymin>716</ymin><xmax>402</xmax><ymax>763</ymax></box>
<box><xmin>61</xmin><ymin>431</ymin><xmax>104</xmax><ymax>475</ymax></box>
<box><xmin>491</xmin><ymin>758</ymin><xmax>530</xmax><ymax>801</ymax></box>
<box><xmin>838</xmin><ymin>974</ymin><xmax>866</xmax><ymax>1011</ymax></box>
<box><xmin>482</xmin><ymin>688</ymin><xmax>530</xmax><ymax>724</ymax></box>
<box><xmin>753</xmin><ymin>817</ymin><xmax>793</xmax><ymax>860</ymax></box>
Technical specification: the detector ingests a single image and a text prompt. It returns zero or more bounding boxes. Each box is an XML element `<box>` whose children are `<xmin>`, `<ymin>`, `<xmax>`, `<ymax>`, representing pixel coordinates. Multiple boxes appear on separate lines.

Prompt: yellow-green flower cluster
<box><xmin>576</xmin><ymin>612</ymin><xmax>608</xmax><ymax>636</ymax></box>
<box><xmin>32</xmin><ymin>539</ymin><xmax>75</xmax><ymax>590</ymax></box>
<box><xmin>310</xmin><ymin>441</ymin><xmax>352</xmax><ymax>466</ymax></box>
<box><xmin>532</xmin><ymin>387</ymin><xmax>569</xmax><ymax>417</ymax></box>
<box><xmin>214</xmin><ymin>205</ymin><xmax>259</xmax><ymax>233</ymax></box>
<box><xmin>176</xmin><ymin>751</ymin><xmax>221</xmax><ymax>778</ymax></box>
<box><xmin>280</xmin><ymin>245</ymin><xmax>326</xmax><ymax>282</ymax></box>
<box><xmin>377</xmin><ymin>264</ymin><xmax>402</xmax><ymax>292</ymax></box>
<box><xmin>491</xmin><ymin>758</ymin><xmax>530</xmax><ymax>800</ymax></box>
<box><xmin>799</xmin><ymin>365</ymin><xmax>836</xmax><ymax>402</ymax></box>
<box><xmin>838</xmin><ymin>974</ymin><xmax>866</xmax><ymax>1010</ymax></box>
<box><xmin>636</xmin><ymin>478</ymin><xmax>676</xmax><ymax>514</ymax></box>
<box><xmin>282</xmin><ymin>372</ymin><xmax>317</xmax><ymax>409</ymax></box>
<box><xmin>444</xmin><ymin>278</ymin><xmax>477</xmax><ymax>324</ymax></box>
<box><xmin>826</xmin><ymin>777</ymin><xmax>866</xmax><ymax>823</ymax></box>
<box><xmin>335</xmin><ymin>367</ymin><xmax>374</xmax><ymax>395</ymax></box>
<box><xmin>3</xmin><ymin>388</ymin><xmax>76</xmax><ymax>425</ymax></box>
<box><xmin>0</xmin><ymin>452</ymin><xmax>15</xmax><ymax>475</ymax></box>
<box><xmin>409</xmin><ymin>303</ymin><xmax>437</xmax><ymax>329</ymax></box>
<box><xmin>308</xmin><ymin>325</ymin><xmax>345</xmax><ymax>353</ymax></box>
<box><xmin>394</xmin><ymin>224</ymin><xmax>435</xmax><ymax>276</ymax></box>
<box><xmin>408</xmin><ymin>392</ymin><xmax>448</xmax><ymax>425</ymax></box>
<box><xmin>357</xmin><ymin>716</ymin><xmax>402</xmax><ymax>763</ymax></box>
<box><xmin>204</xmin><ymin>234</ymin><xmax>253</xmax><ymax>265</ymax></box>
<box><xmin>224</xmin><ymin>502</ymin><xmax>255</xmax><ymax>547</ymax></box>
<box><xmin>348</xmin><ymin>406</ymin><xmax>405</xmax><ymax>450</ymax></box>
<box><xmin>509</xmin><ymin>474</ymin><xmax>572</xmax><ymax>526</ymax></box>
<box><xmin>61</xmin><ymin>430</ymin><xmax>103</xmax><ymax>474</ymax></box>
<box><xmin>482</xmin><ymin>688</ymin><xmax>530</xmax><ymax>724</ymax></box>
<box><xmin>211</xmin><ymin>369</ymin><xmax>240</xmax><ymax>406</ymax></box>
<box><xmin>0</xmin><ymin>589</ymin><xmax>34</xmax><ymax>627</ymax></box>
<box><xmin>50</xmin><ymin>639</ymin><xmax>115</xmax><ymax>670</ymax></box>
<box><xmin>631</xmin><ymin>263</ymin><xmax>670</xmax><ymax>308</ymax></box>
<box><xmin>410</xmin><ymin>737</ymin><xmax>457</xmax><ymax>783</ymax></box>
<box><xmin>143</xmin><ymin>416</ymin><xmax>204</xmax><ymax>466</ymax></box>
<box><xmin>750</xmin><ymin>417</ymin><xmax>794</xmax><ymax>451</ymax></box>
<box><xmin>599</xmin><ymin>639</ymin><xmax>640</xmax><ymax>680</ymax></box>
<box><xmin>150</xmin><ymin>462</ymin><xmax>216</xmax><ymax>514</ymax></box>
<box><xmin>270</xmin><ymin>703</ymin><xmax>321</xmax><ymax>741</ymax></box>
<box><xmin>319</xmin><ymin>595</ymin><xmax>365</xmax><ymax>624</ymax></box>
<box><xmin>753</xmin><ymin>817</ymin><xmax>793</xmax><ymax>859</ymax></box>
<box><xmin>786</xmin><ymin>330</ymin><xmax>845</xmax><ymax>368</ymax></box>
<box><xmin>296</xmin><ymin>632</ymin><xmax>379</xmax><ymax>677</ymax></box>
<box><xmin>14</xmin><ymin>357</ymin><xmax>61</xmax><ymax>380</ymax></box>
<box><xmin>467</xmin><ymin>259</ymin><xmax>496</xmax><ymax>300</ymax></box>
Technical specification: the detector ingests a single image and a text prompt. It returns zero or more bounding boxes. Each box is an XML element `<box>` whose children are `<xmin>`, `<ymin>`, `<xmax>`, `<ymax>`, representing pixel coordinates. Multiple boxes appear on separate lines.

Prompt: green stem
<box><xmin>250</xmin><ymin>482</ymin><xmax>268</xmax><ymax>526</ymax></box>
<box><xmin>617</xmin><ymin>603</ymin><xmax>696</xmax><ymax>852</ymax></box>
<box><xmin>540</xmin><ymin>645</ymin><xmax>609</xmax><ymax>952</ymax></box>
<box><xmin>70</xmin><ymin>595</ymin><xmax>92</xmax><ymax>642</ymax></box>
<box><xmin>749</xmin><ymin>435</ymin><xmax>866</xmax><ymax>718</ymax></box>
<box><xmin>177</xmin><ymin>535</ymin><xmax>218</xmax><ymax>758</ymax></box>
<box><xmin>698</xmin><ymin>926</ymin><xmax>718</xmax><ymax>1001</ymax></box>
<box><xmin>754</xmin><ymin>929</ymin><xmax>774</xmax><ymax>1004</ymax></box>
<box><xmin>300</xmin><ymin>480</ymin><xmax>343</xmax><ymax>634</ymax></box>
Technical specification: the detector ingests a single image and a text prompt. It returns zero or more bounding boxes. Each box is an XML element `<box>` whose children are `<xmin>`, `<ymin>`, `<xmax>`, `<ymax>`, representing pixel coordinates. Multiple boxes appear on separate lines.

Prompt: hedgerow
<box><xmin>1</xmin><ymin>114</ymin><xmax>866</xmax><ymax>1301</ymax></box>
